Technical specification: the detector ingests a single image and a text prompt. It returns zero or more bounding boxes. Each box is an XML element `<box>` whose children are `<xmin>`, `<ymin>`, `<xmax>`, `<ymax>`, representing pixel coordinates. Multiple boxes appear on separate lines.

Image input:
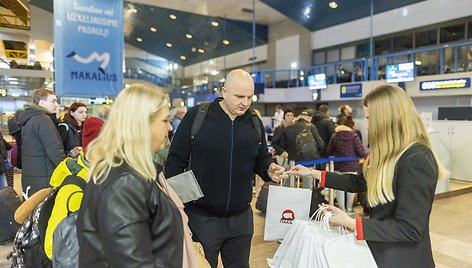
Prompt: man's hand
<box><xmin>268</xmin><ymin>163</ymin><xmax>285</xmax><ymax>183</ymax></box>
<box><xmin>281</xmin><ymin>151</ymin><xmax>288</xmax><ymax>159</ymax></box>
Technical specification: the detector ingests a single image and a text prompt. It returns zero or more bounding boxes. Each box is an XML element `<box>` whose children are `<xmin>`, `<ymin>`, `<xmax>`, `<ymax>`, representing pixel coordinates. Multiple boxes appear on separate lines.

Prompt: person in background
<box><xmin>289</xmin><ymin>84</ymin><xmax>446</xmax><ymax>267</ymax></box>
<box><xmin>271</xmin><ymin>109</ymin><xmax>294</xmax><ymax>164</ymax></box>
<box><xmin>19</xmin><ymin>88</ymin><xmax>65</xmax><ymax>196</ymax></box>
<box><xmin>58</xmin><ymin>102</ymin><xmax>87</xmax><ymax>155</ymax></box>
<box><xmin>0</xmin><ymin>132</ymin><xmax>12</xmax><ymax>188</ymax></box>
<box><xmin>81</xmin><ymin>117</ymin><xmax>105</xmax><ymax>154</ymax></box>
<box><xmin>98</xmin><ymin>104</ymin><xmax>111</xmax><ymax>122</ymax></box>
<box><xmin>336</xmin><ymin>104</ymin><xmax>353</xmax><ymax>125</ymax></box>
<box><xmin>312</xmin><ymin>104</ymin><xmax>336</xmax><ymax>158</ymax></box>
<box><xmin>7</xmin><ymin>109</ymin><xmax>23</xmax><ymax>168</ymax></box>
<box><xmin>77</xmin><ymin>84</ymin><xmax>184</xmax><ymax>268</ymax></box>
<box><xmin>272</xmin><ymin>105</ymin><xmax>284</xmax><ymax>129</ymax></box>
<box><xmin>165</xmin><ymin>69</ymin><xmax>284</xmax><ymax>268</ymax></box>
<box><xmin>172</xmin><ymin>107</ymin><xmax>186</xmax><ymax>134</ymax></box>
<box><xmin>58</xmin><ymin>106</ymin><xmax>70</xmax><ymax>123</ymax></box>
<box><xmin>327</xmin><ymin>116</ymin><xmax>366</xmax><ymax>214</ymax></box>
<box><xmin>280</xmin><ymin>109</ymin><xmax>324</xmax><ymax>189</ymax></box>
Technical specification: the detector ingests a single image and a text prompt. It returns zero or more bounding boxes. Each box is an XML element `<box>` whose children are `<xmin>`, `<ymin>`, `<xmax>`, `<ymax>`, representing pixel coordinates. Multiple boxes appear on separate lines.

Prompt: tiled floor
<box><xmin>2</xmin><ymin>178</ymin><xmax>472</xmax><ymax>267</ymax></box>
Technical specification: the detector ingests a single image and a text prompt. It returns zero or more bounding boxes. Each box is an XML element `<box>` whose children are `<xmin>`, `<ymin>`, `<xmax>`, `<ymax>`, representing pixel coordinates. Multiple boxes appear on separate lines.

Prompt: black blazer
<box><xmin>323</xmin><ymin>143</ymin><xmax>438</xmax><ymax>268</ymax></box>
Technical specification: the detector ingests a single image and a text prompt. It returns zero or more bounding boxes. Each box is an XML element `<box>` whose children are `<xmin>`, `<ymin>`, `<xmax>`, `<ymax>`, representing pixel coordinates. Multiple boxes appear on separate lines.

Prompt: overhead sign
<box><xmin>307</xmin><ymin>74</ymin><xmax>327</xmax><ymax>90</ymax></box>
<box><xmin>386</xmin><ymin>62</ymin><xmax>415</xmax><ymax>83</ymax></box>
<box><xmin>420</xmin><ymin>78</ymin><xmax>471</xmax><ymax>91</ymax></box>
<box><xmin>54</xmin><ymin>0</ymin><xmax>123</xmax><ymax>97</ymax></box>
<box><xmin>340</xmin><ymin>83</ymin><xmax>362</xmax><ymax>98</ymax></box>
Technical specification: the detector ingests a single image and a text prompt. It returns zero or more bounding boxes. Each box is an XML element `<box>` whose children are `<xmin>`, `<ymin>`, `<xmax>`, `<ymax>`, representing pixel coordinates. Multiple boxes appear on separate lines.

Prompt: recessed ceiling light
<box><xmin>180</xmin><ymin>56</ymin><xmax>186</xmax><ymax>60</ymax></box>
<box><xmin>211</xmin><ymin>21</ymin><xmax>219</xmax><ymax>27</ymax></box>
<box><xmin>186</xmin><ymin>34</ymin><xmax>193</xmax><ymax>39</ymax></box>
<box><xmin>166</xmin><ymin>43</ymin><xmax>172</xmax><ymax>48</ymax></box>
<box><xmin>136</xmin><ymin>37</ymin><xmax>142</xmax><ymax>42</ymax></box>
<box><xmin>169</xmin><ymin>14</ymin><xmax>177</xmax><ymax>20</ymax></box>
<box><xmin>223</xmin><ymin>40</ymin><xmax>230</xmax><ymax>45</ymax></box>
<box><xmin>198</xmin><ymin>48</ymin><xmax>205</xmax><ymax>53</ymax></box>
<box><xmin>191</xmin><ymin>47</ymin><xmax>196</xmax><ymax>52</ymax></box>
<box><xmin>329</xmin><ymin>1</ymin><xmax>338</xmax><ymax>8</ymax></box>
<box><xmin>150</xmin><ymin>27</ymin><xmax>157</xmax><ymax>32</ymax></box>
<box><xmin>130</xmin><ymin>7</ymin><xmax>137</xmax><ymax>13</ymax></box>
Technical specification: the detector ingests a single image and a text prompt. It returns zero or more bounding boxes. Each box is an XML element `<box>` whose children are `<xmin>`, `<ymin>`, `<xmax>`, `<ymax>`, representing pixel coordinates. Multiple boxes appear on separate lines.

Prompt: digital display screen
<box><xmin>307</xmin><ymin>73</ymin><xmax>327</xmax><ymax>90</ymax></box>
<box><xmin>386</xmin><ymin>62</ymin><xmax>415</xmax><ymax>83</ymax></box>
<box><xmin>187</xmin><ymin>97</ymin><xmax>195</xmax><ymax>107</ymax></box>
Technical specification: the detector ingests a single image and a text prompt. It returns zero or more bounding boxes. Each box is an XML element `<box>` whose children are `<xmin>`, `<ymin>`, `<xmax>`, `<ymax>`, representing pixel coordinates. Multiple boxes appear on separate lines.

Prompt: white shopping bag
<box><xmin>323</xmin><ymin>233</ymin><xmax>377</xmax><ymax>268</ymax></box>
<box><xmin>264</xmin><ymin>185</ymin><xmax>312</xmax><ymax>241</ymax></box>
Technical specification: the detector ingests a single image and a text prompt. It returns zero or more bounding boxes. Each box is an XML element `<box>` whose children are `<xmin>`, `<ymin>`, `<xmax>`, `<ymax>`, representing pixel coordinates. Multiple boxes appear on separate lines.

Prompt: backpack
<box><xmin>295</xmin><ymin>123</ymin><xmax>318</xmax><ymax>161</ymax></box>
<box><xmin>51</xmin><ymin>191</ymin><xmax>84</xmax><ymax>268</ymax></box>
<box><xmin>9</xmin><ymin>160</ymin><xmax>87</xmax><ymax>268</ymax></box>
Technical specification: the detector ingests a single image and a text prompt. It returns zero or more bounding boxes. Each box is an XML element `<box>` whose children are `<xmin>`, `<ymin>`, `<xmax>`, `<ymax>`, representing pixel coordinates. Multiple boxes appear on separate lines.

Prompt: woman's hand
<box><xmin>322</xmin><ymin>204</ymin><xmax>356</xmax><ymax>230</ymax></box>
<box><xmin>288</xmin><ymin>165</ymin><xmax>321</xmax><ymax>179</ymax></box>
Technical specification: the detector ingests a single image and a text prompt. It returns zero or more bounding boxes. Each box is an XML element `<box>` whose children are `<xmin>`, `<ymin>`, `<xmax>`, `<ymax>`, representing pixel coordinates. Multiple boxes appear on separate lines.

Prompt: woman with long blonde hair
<box><xmin>289</xmin><ymin>84</ymin><xmax>446</xmax><ymax>267</ymax></box>
<box><xmin>76</xmin><ymin>84</ymin><xmax>184</xmax><ymax>267</ymax></box>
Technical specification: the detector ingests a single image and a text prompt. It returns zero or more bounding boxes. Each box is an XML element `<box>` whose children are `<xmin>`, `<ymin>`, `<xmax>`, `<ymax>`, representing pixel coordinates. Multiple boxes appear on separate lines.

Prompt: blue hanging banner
<box><xmin>54</xmin><ymin>0</ymin><xmax>123</xmax><ymax>97</ymax></box>
<box><xmin>340</xmin><ymin>83</ymin><xmax>362</xmax><ymax>98</ymax></box>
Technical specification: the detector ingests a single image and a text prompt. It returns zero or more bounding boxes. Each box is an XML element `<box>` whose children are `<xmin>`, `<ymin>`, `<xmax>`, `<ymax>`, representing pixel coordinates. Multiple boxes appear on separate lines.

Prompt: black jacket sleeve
<box><xmin>164</xmin><ymin>108</ymin><xmax>197</xmax><ymax>178</ymax></box>
<box><xmin>324</xmin><ymin>167</ymin><xmax>367</xmax><ymax>193</ymax></box>
<box><xmin>96</xmin><ymin>175</ymin><xmax>156</xmax><ymax>268</ymax></box>
<box><xmin>271</xmin><ymin>126</ymin><xmax>286</xmax><ymax>155</ymax></box>
<box><xmin>311</xmin><ymin>125</ymin><xmax>325</xmax><ymax>152</ymax></box>
<box><xmin>361</xmin><ymin>148</ymin><xmax>438</xmax><ymax>242</ymax></box>
<box><xmin>37</xmin><ymin>115</ymin><xmax>65</xmax><ymax>167</ymax></box>
<box><xmin>254</xmin><ymin>117</ymin><xmax>274</xmax><ymax>182</ymax></box>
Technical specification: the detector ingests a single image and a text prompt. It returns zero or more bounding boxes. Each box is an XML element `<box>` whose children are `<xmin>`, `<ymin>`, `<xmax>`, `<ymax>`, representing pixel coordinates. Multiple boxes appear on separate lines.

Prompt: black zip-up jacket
<box><xmin>165</xmin><ymin>98</ymin><xmax>273</xmax><ymax>217</ymax></box>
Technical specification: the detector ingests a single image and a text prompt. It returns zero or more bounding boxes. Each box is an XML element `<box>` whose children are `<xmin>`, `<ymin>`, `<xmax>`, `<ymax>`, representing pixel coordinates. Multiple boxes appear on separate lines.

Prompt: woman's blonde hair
<box><xmin>362</xmin><ymin>84</ymin><xmax>446</xmax><ymax>206</ymax></box>
<box><xmin>87</xmin><ymin>84</ymin><xmax>169</xmax><ymax>183</ymax></box>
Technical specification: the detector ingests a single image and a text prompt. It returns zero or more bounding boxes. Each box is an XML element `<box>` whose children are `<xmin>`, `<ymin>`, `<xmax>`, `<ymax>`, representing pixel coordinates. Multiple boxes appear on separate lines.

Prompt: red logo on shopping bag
<box><xmin>280</xmin><ymin>209</ymin><xmax>295</xmax><ymax>224</ymax></box>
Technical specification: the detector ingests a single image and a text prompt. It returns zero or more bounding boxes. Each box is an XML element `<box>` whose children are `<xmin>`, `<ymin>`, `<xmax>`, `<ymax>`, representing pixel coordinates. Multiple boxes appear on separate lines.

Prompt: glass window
<box><xmin>375</xmin><ymin>38</ymin><xmax>392</xmax><ymax>55</ymax></box>
<box><xmin>356</xmin><ymin>43</ymin><xmax>370</xmax><ymax>58</ymax></box>
<box><xmin>416</xmin><ymin>51</ymin><xmax>440</xmax><ymax>76</ymax></box>
<box><xmin>468</xmin><ymin>22</ymin><xmax>472</xmax><ymax>39</ymax></box>
<box><xmin>314</xmin><ymin>51</ymin><xmax>325</xmax><ymax>65</ymax></box>
<box><xmin>415</xmin><ymin>29</ymin><xmax>437</xmax><ymax>47</ymax></box>
<box><xmin>440</xmin><ymin>23</ymin><xmax>465</xmax><ymax>43</ymax></box>
<box><xmin>341</xmin><ymin>46</ymin><xmax>355</xmax><ymax>60</ymax></box>
<box><xmin>327</xmin><ymin>49</ymin><xmax>339</xmax><ymax>63</ymax></box>
<box><xmin>393</xmin><ymin>34</ymin><xmax>413</xmax><ymax>52</ymax></box>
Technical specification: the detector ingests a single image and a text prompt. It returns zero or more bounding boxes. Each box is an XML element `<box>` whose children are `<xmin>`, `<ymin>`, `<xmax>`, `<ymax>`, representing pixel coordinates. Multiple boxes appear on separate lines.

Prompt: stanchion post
<box><xmin>289</xmin><ymin>160</ymin><xmax>295</xmax><ymax>188</ymax></box>
<box><xmin>329</xmin><ymin>160</ymin><xmax>335</xmax><ymax>205</ymax></box>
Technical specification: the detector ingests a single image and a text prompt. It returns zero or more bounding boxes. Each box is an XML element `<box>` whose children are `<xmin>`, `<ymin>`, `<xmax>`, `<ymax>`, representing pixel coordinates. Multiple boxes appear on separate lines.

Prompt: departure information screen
<box><xmin>386</xmin><ymin>62</ymin><xmax>415</xmax><ymax>83</ymax></box>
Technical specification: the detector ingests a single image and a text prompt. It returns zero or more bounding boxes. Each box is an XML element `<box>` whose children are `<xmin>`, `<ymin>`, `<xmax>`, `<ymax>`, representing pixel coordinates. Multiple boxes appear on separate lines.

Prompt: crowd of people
<box><xmin>0</xmin><ymin>69</ymin><xmax>443</xmax><ymax>268</ymax></box>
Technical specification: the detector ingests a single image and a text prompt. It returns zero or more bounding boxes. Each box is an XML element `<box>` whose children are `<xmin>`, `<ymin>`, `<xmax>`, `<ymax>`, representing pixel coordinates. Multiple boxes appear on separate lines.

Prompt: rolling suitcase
<box><xmin>0</xmin><ymin>186</ymin><xmax>22</xmax><ymax>244</ymax></box>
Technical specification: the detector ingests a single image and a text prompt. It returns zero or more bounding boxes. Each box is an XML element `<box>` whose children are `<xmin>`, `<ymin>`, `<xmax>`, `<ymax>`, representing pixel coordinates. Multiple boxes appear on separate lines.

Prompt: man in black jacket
<box><xmin>165</xmin><ymin>69</ymin><xmax>284</xmax><ymax>268</ymax></box>
<box><xmin>19</xmin><ymin>88</ymin><xmax>65</xmax><ymax>196</ymax></box>
<box><xmin>312</xmin><ymin>104</ymin><xmax>336</xmax><ymax>157</ymax></box>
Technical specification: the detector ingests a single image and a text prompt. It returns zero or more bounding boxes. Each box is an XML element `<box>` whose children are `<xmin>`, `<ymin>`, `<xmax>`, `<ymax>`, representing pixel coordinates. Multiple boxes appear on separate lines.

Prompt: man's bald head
<box><xmin>220</xmin><ymin>69</ymin><xmax>255</xmax><ymax>119</ymax></box>
<box><xmin>223</xmin><ymin>69</ymin><xmax>254</xmax><ymax>93</ymax></box>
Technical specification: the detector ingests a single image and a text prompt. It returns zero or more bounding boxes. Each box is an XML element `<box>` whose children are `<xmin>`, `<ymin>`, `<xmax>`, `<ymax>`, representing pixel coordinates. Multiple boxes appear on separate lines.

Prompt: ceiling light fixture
<box><xmin>166</xmin><ymin>43</ymin><xmax>172</xmax><ymax>48</ymax></box>
<box><xmin>198</xmin><ymin>48</ymin><xmax>205</xmax><ymax>53</ymax></box>
<box><xmin>130</xmin><ymin>7</ymin><xmax>137</xmax><ymax>13</ymax></box>
<box><xmin>191</xmin><ymin>47</ymin><xmax>196</xmax><ymax>52</ymax></box>
<box><xmin>222</xmin><ymin>40</ymin><xmax>230</xmax><ymax>45</ymax></box>
<box><xmin>136</xmin><ymin>37</ymin><xmax>142</xmax><ymax>42</ymax></box>
<box><xmin>211</xmin><ymin>21</ymin><xmax>219</xmax><ymax>27</ymax></box>
<box><xmin>180</xmin><ymin>56</ymin><xmax>187</xmax><ymax>60</ymax></box>
<box><xmin>186</xmin><ymin>34</ymin><xmax>193</xmax><ymax>39</ymax></box>
<box><xmin>150</xmin><ymin>27</ymin><xmax>157</xmax><ymax>32</ymax></box>
<box><xmin>329</xmin><ymin>2</ymin><xmax>338</xmax><ymax>8</ymax></box>
<box><xmin>169</xmin><ymin>14</ymin><xmax>177</xmax><ymax>20</ymax></box>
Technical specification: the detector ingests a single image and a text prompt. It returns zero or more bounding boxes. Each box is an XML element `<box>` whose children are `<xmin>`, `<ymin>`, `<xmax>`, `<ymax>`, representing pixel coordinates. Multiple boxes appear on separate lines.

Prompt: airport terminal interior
<box><xmin>1</xmin><ymin>0</ymin><xmax>472</xmax><ymax>267</ymax></box>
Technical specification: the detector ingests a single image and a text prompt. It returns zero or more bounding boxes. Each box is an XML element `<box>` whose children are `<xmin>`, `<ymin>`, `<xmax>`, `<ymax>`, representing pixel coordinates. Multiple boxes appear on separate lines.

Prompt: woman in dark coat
<box><xmin>289</xmin><ymin>84</ymin><xmax>446</xmax><ymax>268</ymax></box>
<box><xmin>77</xmin><ymin>84</ymin><xmax>183</xmax><ymax>268</ymax></box>
<box><xmin>58</xmin><ymin>102</ymin><xmax>87</xmax><ymax>154</ymax></box>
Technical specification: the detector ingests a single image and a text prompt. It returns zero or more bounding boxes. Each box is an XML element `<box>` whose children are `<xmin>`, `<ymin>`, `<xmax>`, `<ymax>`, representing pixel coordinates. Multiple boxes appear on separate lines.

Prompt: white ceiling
<box><xmin>130</xmin><ymin>0</ymin><xmax>287</xmax><ymax>25</ymax></box>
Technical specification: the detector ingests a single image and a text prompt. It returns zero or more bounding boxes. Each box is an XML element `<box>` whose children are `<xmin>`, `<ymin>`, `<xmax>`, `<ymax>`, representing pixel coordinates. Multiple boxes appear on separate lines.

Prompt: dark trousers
<box><xmin>187</xmin><ymin>207</ymin><xmax>254</xmax><ymax>268</ymax></box>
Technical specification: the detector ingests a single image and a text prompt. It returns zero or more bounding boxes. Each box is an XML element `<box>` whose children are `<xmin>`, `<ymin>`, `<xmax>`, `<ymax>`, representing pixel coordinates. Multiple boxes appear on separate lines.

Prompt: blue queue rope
<box><xmin>295</xmin><ymin>156</ymin><xmax>360</xmax><ymax>167</ymax></box>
